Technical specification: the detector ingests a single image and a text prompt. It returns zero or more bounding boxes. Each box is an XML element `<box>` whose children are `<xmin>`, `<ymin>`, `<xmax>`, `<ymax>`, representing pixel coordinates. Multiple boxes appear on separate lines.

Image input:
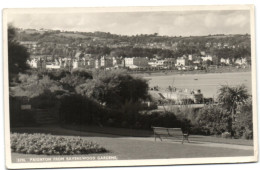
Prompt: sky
<box><xmin>7</xmin><ymin>10</ymin><xmax>250</xmax><ymax>36</ymax></box>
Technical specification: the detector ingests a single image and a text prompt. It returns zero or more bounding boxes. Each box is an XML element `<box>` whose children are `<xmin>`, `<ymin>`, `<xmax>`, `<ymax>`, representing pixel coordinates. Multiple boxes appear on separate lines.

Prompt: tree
<box><xmin>10</xmin><ymin>74</ymin><xmax>65</xmax><ymax>98</ymax></box>
<box><xmin>60</xmin><ymin>69</ymin><xmax>93</xmax><ymax>92</ymax></box>
<box><xmin>60</xmin><ymin>74</ymin><xmax>88</xmax><ymax>92</ymax></box>
<box><xmin>8</xmin><ymin>25</ymin><xmax>30</xmax><ymax>82</ymax></box>
<box><xmin>75</xmin><ymin>70</ymin><xmax>150</xmax><ymax>108</ymax></box>
<box><xmin>217</xmin><ymin>85</ymin><xmax>249</xmax><ymax>137</ymax></box>
<box><xmin>71</xmin><ymin>68</ymin><xmax>93</xmax><ymax>79</ymax></box>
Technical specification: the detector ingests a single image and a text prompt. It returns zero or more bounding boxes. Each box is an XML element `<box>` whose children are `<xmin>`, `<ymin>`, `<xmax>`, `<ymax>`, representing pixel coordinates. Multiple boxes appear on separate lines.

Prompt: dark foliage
<box><xmin>76</xmin><ymin>70</ymin><xmax>150</xmax><ymax>108</ymax></box>
<box><xmin>8</xmin><ymin>25</ymin><xmax>30</xmax><ymax>82</ymax></box>
<box><xmin>59</xmin><ymin>94</ymin><xmax>105</xmax><ymax>125</ymax></box>
<box><xmin>9</xmin><ymin>96</ymin><xmax>37</xmax><ymax>127</ymax></box>
<box><xmin>217</xmin><ymin>85</ymin><xmax>249</xmax><ymax>136</ymax></box>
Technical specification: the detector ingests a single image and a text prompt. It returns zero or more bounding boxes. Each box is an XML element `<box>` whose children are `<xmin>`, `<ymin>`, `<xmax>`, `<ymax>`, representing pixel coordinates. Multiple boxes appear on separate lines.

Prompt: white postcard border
<box><xmin>3</xmin><ymin>5</ymin><xmax>258</xmax><ymax>169</ymax></box>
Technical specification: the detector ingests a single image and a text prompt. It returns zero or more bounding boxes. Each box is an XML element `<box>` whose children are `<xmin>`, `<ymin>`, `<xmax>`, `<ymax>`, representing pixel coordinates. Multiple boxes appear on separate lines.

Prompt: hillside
<box><xmin>15</xmin><ymin>28</ymin><xmax>251</xmax><ymax>61</ymax></box>
<box><xmin>16</xmin><ymin>28</ymin><xmax>250</xmax><ymax>47</ymax></box>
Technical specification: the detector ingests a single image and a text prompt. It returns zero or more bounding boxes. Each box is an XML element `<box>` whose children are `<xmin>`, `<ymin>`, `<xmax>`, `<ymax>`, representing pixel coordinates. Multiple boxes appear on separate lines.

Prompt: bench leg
<box><xmin>154</xmin><ymin>135</ymin><xmax>162</xmax><ymax>142</ymax></box>
<box><xmin>182</xmin><ymin>135</ymin><xmax>189</xmax><ymax>144</ymax></box>
<box><xmin>158</xmin><ymin>135</ymin><xmax>162</xmax><ymax>141</ymax></box>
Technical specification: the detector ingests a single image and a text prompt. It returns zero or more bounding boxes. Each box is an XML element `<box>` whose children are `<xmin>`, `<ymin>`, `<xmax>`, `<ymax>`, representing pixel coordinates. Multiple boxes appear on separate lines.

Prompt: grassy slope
<box><xmin>12</xmin><ymin>125</ymin><xmax>253</xmax><ymax>146</ymax></box>
<box><xmin>12</xmin><ymin>138</ymin><xmax>253</xmax><ymax>162</ymax></box>
<box><xmin>62</xmin><ymin>125</ymin><xmax>253</xmax><ymax>146</ymax></box>
<box><xmin>11</xmin><ymin>126</ymin><xmax>253</xmax><ymax>163</ymax></box>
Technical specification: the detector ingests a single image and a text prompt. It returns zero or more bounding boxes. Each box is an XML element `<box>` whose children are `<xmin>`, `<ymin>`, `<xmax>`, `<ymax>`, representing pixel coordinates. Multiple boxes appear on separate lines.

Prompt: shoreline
<box><xmin>130</xmin><ymin>66</ymin><xmax>251</xmax><ymax>77</ymax></box>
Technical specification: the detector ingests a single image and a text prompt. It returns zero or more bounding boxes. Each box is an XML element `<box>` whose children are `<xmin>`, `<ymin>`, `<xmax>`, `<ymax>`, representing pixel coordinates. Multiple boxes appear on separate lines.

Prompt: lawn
<box><xmin>11</xmin><ymin>134</ymin><xmax>253</xmax><ymax>163</ymax></box>
<box><xmin>62</xmin><ymin>125</ymin><xmax>253</xmax><ymax>146</ymax></box>
<box><xmin>11</xmin><ymin>125</ymin><xmax>254</xmax><ymax>163</ymax></box>
<box><xmin>12</xmin><ymin>125</ymin><xmax>253</xmax><ymax>146</ymax></box>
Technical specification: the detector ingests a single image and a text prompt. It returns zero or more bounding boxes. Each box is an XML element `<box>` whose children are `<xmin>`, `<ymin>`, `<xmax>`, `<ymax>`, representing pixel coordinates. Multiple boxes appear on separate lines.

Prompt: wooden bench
<box><xmin>152</xmin><ymin>127</ymin><xmax>189</xmax><ymax>144</ymax></box>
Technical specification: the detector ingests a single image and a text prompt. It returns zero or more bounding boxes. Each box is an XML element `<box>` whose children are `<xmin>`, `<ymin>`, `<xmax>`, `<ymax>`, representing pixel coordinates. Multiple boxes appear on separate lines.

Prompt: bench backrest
<box><xmin>152</xmin><ymin>127</ymin><xmax>183</xmax><ymax>136</ymax></box>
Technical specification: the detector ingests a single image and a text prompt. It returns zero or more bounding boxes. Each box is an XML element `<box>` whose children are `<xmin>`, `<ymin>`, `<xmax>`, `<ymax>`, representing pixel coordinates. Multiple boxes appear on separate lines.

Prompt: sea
<box><xmin>143</xmin><ymin>72</ymin><xmax>252</xmax><ymax>98</ymax></box>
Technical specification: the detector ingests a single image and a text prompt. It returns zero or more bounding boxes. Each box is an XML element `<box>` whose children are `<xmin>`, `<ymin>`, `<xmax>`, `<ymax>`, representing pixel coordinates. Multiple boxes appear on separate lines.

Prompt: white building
<box><xmin>124</xmin><ymin>57</ymin><xmax>149</xmax><ymax>68</ymax></box>
<box><xmin>220</xmin><ymin>58</ymin><xmax>231</xmax><ymax>65</ymax></box>
<box><xmin>157</xmin><ymin>60</ymin><xmax>165</xmax><ymax>66</ymax></box>
<box><xmin>112</xmin><ymin>57</ymin><xmax>117</xmax><ymax>66</ymax></box>
<box><xmin>188</xmin><ymin>55</ymin><xmax>193</xmax><ymax>61</ymax></box>
<box><xmin>100</xmin><ymin>56</ymin><xmax>113</xmax><ymax>68</ymax></box>
<box><xmin>87</xmin><ymin>59</ymin><xmax>95</xmax><ymax>69</ymax></box>
<box><xmin>46</xmin><ymin>64</ymin><xmax>61</xmax><ymax>69</ymax></box>
<box><xmin>124</xmin><ymin>58</ymin><xmax>134</xmax><ymax>67</ymax></box>
<box><xmin>95</xmin><ymin>59</ymin><xmax>100</xmax><ymax>69</ymax></box>
<box><xmin>148</xmin><ymin>59</ymin><xmax>157</xmax><ymax>67</ymax></box>
<box><xmin>112</xmin><ymin>57</ymin><xmax>123</xmax><ymax>67</ymax></box>
<box><xmin>148</xmin><ymin>59</ymin><xmax>165</xmax><ymax>67</ymax></box>
<box><xmin>235</xmin><ymin>58</ymin><xmax>247</xmax><ymax>65</ymax></box>
<box><xmin>27</xmin><ymin>59</ymin><xmax>38</xmax><ymax>68</ymax></box>
<box><xmin>73</xmin><ymin>60</ymin><xmax>79</xmax><ymax>69</ymax></box>
<box><xmin>201</xmin><ymin>55</ymin><xmax>213</xmax><ymax>62</ymax></box>
<box><xmin>175</xmin><ymin>57</ymin><xmax>187</xmax><ymax>66</ymax></box>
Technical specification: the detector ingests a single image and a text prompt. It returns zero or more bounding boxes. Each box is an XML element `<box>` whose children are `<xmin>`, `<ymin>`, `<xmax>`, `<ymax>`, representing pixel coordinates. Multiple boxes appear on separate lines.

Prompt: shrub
<box><xmin>59</xmin><ymin>94</ymin><xmax>105</xmax><ymax>125</ymax></box>
<box><xmin>11</xmin><ymin>133</ymin><xmax>107</xmax><ymax>155</ymax></box>
<box><xmin>30</xmin><ymin>90</ymin><xmax>58</xmax><ymax>109</ymax></box>
<box><xmin>242</xmin><ymin>129</ymin><xmax>253</xmax><ymax>140</ymax></box>
<box><xmin>11</xmin><ymin>75</ymin><xmax>64</xmax><ymax>98</ymax></box>
<box><xmin>71</xmin><ymin>68</ymin><xmax>93</xmax><ymax>79</ymax></box>
<box><xmin>195</xmin><ymin>105</ymin><xmax>228</xmax><ymax>135</ymax></box>
<box><xmin>233</xmin><ymin>98</ymin><xmax>253</xmax><ymax>139</ymax></box>
<box><xmin>135</xmin><ymin>111</ymin><xmax>184</xmax><ymax>129</ymax></box>
<box><xmin>36</xmin><ymin>69</ymin><xmax>70</xmax><ymax>81</ymax></box>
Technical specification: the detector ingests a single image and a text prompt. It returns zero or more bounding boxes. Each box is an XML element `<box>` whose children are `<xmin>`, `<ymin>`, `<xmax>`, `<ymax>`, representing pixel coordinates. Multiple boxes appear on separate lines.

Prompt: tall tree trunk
<box><xmin>229</xmin><ymin>106</ymin><xmax>236</xmax><ymax>138</ymax></box>
<box><xmin>227</xmin><ymin>108</ymin><xmax>233</xmax><ymax>137</ymax></box>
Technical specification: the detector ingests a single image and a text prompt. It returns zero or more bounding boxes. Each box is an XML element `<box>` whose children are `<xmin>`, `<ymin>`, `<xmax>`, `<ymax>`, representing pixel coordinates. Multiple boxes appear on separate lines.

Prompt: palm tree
<box><xmin>217</xmin><ymin>84</ymin><xmax>249</xmax><ymax>137</ymax></box>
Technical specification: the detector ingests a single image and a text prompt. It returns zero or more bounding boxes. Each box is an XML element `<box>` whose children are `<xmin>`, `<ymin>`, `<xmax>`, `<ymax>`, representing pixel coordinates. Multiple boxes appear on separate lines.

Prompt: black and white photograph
<box><xmin>2</xmin><ymin>5</ymin><xmax>258</xmax><ymax>169</ymax></box>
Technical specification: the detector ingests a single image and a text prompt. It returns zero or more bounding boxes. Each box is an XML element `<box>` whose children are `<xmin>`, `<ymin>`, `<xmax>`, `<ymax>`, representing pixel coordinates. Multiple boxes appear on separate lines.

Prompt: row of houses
<box><xmin>27</xmin><ymin>56</ymin><xmax>175</xmax><ymax>70</ymax></box>
<box><xmin>27</xmin><ymin>53</ymin><xmax>248</xmax><ymax>71</ymax></box>
<box><xmin>175</xmin><ymin>54</ymin><xmax>248</xmax><ymax>67</ymax></box>
<box><xmin>27</xmin><ymin>56</ymin><xmax>124</xmax><ymax>70</ymax></box>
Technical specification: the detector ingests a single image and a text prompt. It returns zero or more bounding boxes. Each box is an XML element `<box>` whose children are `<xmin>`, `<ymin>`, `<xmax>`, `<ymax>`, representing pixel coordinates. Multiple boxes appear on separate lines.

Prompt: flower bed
<box><xmin>11</xmin><ymin>133</ymin><xmax>107</xmax><ymax>155</ymax></box>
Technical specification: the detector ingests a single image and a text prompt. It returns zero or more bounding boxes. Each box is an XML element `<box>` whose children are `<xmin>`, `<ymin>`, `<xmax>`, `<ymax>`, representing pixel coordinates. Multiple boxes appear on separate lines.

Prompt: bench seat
<box><xmin>152</xmin><ymin>127</ymin><xmax>189</xmax><ymax>144</ymax></box>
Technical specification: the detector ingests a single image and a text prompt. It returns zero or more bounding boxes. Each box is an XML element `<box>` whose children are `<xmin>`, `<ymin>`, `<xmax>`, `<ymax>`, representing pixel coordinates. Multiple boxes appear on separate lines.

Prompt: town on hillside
<box><xmin>17</xmin><ymin>28</ymin><xmax>251</xmax><ymax>72</ymax></box>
